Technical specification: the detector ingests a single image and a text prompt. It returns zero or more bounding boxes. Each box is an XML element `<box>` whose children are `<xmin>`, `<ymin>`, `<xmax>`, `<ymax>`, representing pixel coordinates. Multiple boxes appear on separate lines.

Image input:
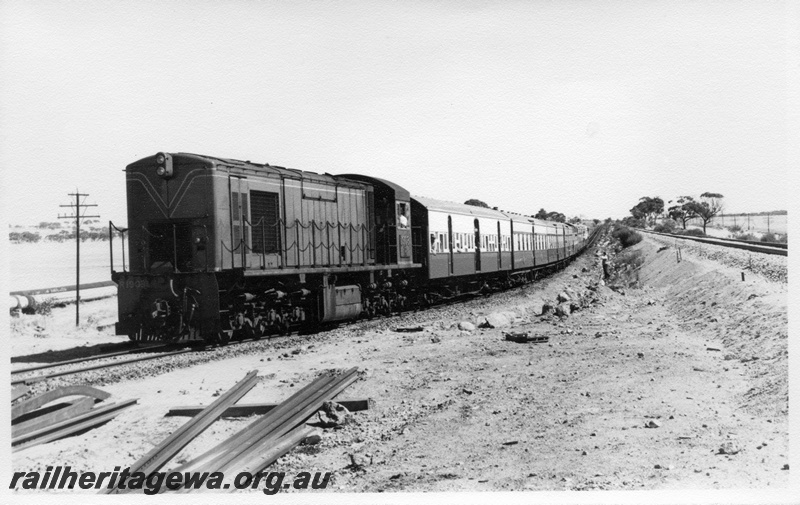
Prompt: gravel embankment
<box><xmin>645</xmin><ymin>232</ymin><xmax>787</xmax><ymax>283</ymax></box>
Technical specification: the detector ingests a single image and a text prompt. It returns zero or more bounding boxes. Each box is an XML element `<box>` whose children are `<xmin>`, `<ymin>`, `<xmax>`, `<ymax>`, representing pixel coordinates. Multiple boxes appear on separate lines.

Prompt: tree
<box><xmin>689</xmin><ymin>192</ymin><xmax>724</xmax><ymax>234</ymax></box>
<box><xmin>464</xmin><ymin>199</ymin><xmax>490</xmax><ymax>208</ymax></box>
<box><xmin>629</xmin><ymin>196</ymin><xmax>664</xmax><ymax>227</ymax></box>
<box><xmin>568</xmin><ymin>216</ymin><xmax>582</xmax><ymax>224</ymax></box>
<box><xmin>532</xmin><ymin>208</ymin><xmax>565</xmax><ymax>222</ymax></box>
<box><xmin>667</xmin><ymin>196</ymin><xmax>698</xmax><ymax>229</ymax></box>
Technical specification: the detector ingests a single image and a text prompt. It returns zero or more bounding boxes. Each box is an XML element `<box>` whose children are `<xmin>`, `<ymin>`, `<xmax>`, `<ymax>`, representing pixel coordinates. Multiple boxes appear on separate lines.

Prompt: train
<box><xmin>110</xmin><ymin>152</ymin><xmax>590</xmax><ymax>343</ymax></box>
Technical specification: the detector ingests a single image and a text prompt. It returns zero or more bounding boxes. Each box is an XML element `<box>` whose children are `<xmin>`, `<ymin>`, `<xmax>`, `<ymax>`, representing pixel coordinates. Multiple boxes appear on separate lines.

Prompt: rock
<box><xmin>557</xmin><ymin>292</ymin><xmax>571</xmax><ymax>303</ymax></box>
<box><xmin>541</xmin><ymin>303</ymin><xmax>554</xmax><ymax>315</ymax></box>
<box><xmin>555</xmin><ymin>304</ymin><xmax>571</xmax><ymax>317</ymax></box>
<box><xmin>480</xmin><ymin>311</ymin><xmax>517</xmax><ymax>328</ymax></box>
<box><xmin>458</xmin><ymin>321</ymin><xmax>476</xmax><ymax>331</ymax></box>
<box><xmin>647</xmin><ymin>299</ymin><xmax>656</xmax><ymax>305</ymax></box>
<box><xmin>645</xmin><ymin>420</ymin><xmax>661</xmax><ymax>428</ymax></box>
<box><xmin>717</xmin><ymin>441</ymin><xmax>741</xmax><ymax>455</ymax></box>
<box><xmin>301</xmin><ymin>429</ymin><xmax>324</xmax><ymax>445</ymax></box>
<box><xmin>307</xmin><ymin>401</ymin><xmax>352</xmax><ymax>428</ymax></box>
<box><xmin>430</xmin><ymin>336</ymin><xmax>441</xmax><ymax>343</ymax></box>
<box><xmin>569</xmin><ymin>302</ymin><xmax>581</xmax><ymax>313</ymax></box>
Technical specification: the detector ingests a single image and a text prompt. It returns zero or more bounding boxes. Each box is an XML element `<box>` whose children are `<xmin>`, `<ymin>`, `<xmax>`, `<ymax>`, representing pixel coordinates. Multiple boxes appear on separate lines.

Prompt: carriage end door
<box><xmin>474</xmin><ymin>219</ymin><xmax>481</xmax><ymax>272</ymax></box>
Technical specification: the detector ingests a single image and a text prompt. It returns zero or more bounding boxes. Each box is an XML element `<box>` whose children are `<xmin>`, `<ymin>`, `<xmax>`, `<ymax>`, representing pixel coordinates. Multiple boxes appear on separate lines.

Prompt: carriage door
<box><xmin>447</xmin><ymin>216</ymin><xmax>454</xmax><ymax>274</ymax></box>
<box><xmin>474</xmin><ymin>219</ymin><xmax>481</xmax><ymax>272</ymax></box>
<box><xmin>497</xmin><ymin>221</ymin><xmax>502</xmax><ymax>269</ymax></box>
<box><xmin>229</xmin><ymin>176</ymin><xmax>250</xmax><ymax>269</ymax></box>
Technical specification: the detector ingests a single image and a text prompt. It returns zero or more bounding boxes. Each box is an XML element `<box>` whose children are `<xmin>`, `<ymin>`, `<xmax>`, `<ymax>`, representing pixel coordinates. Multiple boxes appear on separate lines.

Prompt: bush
<box><xmin>727</xmin><ymin>224</ymin><xmax>742</xmax><ymax>233</ymax></box>
<box><xmin>759</xmin><ymin>232</ymin><xmax>786</xmax><ymax>244</ymax></box>
<box><xmin>675</xmin><ymin>229</ymin><xmax>705</xmax><ymax>237</ymax></box>
<box><xmin>612</xmin><ymin>225</ymin><xmax>643</xmax><ymax>248</ymax></box>
<box><xmin>613</xmin><ymin>249</ymin><xmax>645</xmax><ymax>286</ymax></box>
<box><xmin>9</xmin><ymin>231</ymin><xmax>41</xmax><ymax>243</ymax></box>
<box><xmin>735</xmin><ymin>233</ymin><xmax>758</xmax><ymax>242</ymax></box>
<box><xmin>621</xmin><ymin>216</ymin><xmax>644</xmax><ymax>229</ymax></box>
<box><xmin>34</xmin><ymin>299</ymin><xmax>53</xmax><ymax>316</ymax></box>
<box><xmin>653</xmin><ymin>219</ymin><xmax>678</xmax><ymax>233</ymax></box>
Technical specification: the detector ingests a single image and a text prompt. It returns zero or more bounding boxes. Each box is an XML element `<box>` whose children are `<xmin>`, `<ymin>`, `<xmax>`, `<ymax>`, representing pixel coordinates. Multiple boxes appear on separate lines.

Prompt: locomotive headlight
<box><xmin>155</xmin><ymin>152</ymin><xmax>174</xmax><ymax>179</ymax></box>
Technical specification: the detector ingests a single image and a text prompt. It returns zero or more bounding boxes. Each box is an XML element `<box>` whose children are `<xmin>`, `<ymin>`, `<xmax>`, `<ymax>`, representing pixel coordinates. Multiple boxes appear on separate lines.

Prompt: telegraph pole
<box><xmin>58</xmin><ymin>191</ymin><xmax>99</xmax><ymax>326</ymax></box>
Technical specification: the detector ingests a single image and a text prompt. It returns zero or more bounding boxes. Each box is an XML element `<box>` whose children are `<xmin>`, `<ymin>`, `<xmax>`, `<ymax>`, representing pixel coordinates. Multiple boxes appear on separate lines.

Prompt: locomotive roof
<box><xmin>412</xmin><ymin>195</ymin><xmax>559</xmax><ymax>228</ymax></box>
<box><xmin>127</xmin><ymin>152</ymin><xmax>367</xmax><ymax>189</ymax></box>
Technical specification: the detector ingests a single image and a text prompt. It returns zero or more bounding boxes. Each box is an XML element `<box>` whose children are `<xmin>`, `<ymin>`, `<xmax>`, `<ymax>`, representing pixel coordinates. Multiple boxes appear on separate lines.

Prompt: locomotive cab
<box><xmin>337</xmin><ymin>174</ymin><xmax>414</xmax><ymax>267</ymax></box>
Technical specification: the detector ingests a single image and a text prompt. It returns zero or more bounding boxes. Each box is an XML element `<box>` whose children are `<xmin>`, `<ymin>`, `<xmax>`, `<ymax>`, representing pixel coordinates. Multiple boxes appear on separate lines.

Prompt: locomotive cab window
<box><xmin>397</xmin><ymin>202</ymin><xmax>410</xmax><ymax>229</ymax></box>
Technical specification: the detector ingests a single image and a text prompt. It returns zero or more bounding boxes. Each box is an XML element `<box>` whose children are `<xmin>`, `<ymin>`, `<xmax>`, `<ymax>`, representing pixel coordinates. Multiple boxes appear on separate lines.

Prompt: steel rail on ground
<box><xmin>12</xmin><ymin>397</ymin><xmax>96</xmax><ymax>438</ymax></box>
<box><xmin>167</xmin><ymin>367</ymin><xmax>359</xmax><ymax>493</ymax></box>
<box><xmin>227</xmin><ymin>369</ymin><xmax>360</xmax><ymax>476</ymax></box>
<box><xmin>104</xmin><ymin>370</ymin><xmax>260</xmax><ymax>495</ymax></box>
<box><xmin>12</xmin><ymin>399</ymin><xmax>138</xmax><ymax>452</ymax></box>
<box><xmin>12</xmin><ymin>385</ymin><xmax>111</xmax><ymax>419</ymax></box>
<box><xmin>171</xmin><ymin>373</ymin><xmax>335</xmax><ymax>476</ymax></box>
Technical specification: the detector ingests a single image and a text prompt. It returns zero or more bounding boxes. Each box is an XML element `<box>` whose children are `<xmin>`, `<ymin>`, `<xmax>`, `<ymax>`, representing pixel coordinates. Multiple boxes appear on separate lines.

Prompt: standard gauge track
<box><xmin>641</xmin><ymin>230</ymin><xmax>787</xmax><ymax>256</ymax></box>
<box><xmin>11</xmin><ymin>347</ymin><xmax>197</xmax><ymax>386</ymax></box>
<box><xmin>11</xmin><ymin>344</ymin><xmax>171</xmax><ymax>376</ymax></box>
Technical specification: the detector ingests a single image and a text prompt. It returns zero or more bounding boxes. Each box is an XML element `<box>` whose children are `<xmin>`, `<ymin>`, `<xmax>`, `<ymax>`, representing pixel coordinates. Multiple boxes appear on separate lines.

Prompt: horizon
<box><xmin>1</xmin><ymin>1</ymin><xmax>793</xmax><ymax>224</ymax></box>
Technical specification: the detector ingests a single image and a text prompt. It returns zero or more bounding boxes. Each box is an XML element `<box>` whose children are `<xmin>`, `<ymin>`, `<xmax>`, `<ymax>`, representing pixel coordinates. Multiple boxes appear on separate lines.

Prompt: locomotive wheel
<box><xmin>241</xmin><ymin>322</ymin><xmax>255</xmax><ymax>341</ymax></box>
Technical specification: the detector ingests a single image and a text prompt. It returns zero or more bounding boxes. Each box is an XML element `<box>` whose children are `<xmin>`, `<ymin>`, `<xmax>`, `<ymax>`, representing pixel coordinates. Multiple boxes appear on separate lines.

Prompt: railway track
<box><xmin>10</xmin><ymin>337</ymin><xmax>267</xmax><ymax>387</ymax></box>
<box><xmin>640</xmin><ymin>230</ymin><xmax>787</xmax><ymax>256</ymax></box>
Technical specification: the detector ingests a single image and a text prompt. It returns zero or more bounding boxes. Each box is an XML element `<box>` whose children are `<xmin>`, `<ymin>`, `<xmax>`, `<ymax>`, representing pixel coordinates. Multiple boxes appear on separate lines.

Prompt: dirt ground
<box><xmin>10</xmin><ymin>232</ymin><xmax>792</xmax><ymax>498</ymax></box>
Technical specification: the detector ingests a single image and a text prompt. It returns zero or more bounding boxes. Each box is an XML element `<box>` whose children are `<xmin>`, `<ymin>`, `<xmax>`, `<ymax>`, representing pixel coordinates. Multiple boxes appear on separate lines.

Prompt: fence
<box><xmin>686</xmin><ymin>213</ymin><xmax>786</xmax><ymax>235</ymax></box>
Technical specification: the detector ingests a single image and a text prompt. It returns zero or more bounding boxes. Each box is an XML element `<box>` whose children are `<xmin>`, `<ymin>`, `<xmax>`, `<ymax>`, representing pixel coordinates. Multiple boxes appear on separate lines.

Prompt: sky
<box><xmin>0</xmin><ymin>0</ymin><xmax>795</xmax><ymax>226</ymax></box>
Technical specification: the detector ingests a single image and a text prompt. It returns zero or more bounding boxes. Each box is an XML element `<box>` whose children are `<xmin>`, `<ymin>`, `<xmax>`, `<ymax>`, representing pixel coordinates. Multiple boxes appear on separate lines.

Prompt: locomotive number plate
<box><xmin>121</xmin><ymin>278</ymin><xmax>151</xmax><ymax>290</ymax></box>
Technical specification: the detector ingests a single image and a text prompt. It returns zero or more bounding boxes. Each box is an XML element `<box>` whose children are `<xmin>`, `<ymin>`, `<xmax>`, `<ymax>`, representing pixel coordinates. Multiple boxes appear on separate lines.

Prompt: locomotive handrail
<box><xmin>108</xmin><ymin>221</ymin><xmax>128</xmax><ymax>275</ymax></box>
<box><xmin>140</xmin><ymin>226</ymin><xmax>165</xmax><ymax>239</ymax></box>
<box><xmin>222</xmin><ymin>216</ymin><xmax>374</xmax><ymax>269</ymax></box>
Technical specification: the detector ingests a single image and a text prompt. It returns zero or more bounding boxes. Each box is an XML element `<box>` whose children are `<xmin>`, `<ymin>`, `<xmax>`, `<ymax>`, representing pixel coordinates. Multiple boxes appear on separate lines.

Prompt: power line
<box><xmin>58</xmin><ymin>191</ymin><xmax>100</xmax><ymax>327</ymax></box>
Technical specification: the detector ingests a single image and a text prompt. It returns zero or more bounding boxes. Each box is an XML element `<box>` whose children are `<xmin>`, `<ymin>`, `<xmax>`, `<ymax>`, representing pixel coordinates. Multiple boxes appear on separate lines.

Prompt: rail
<box><xmin>640</xmin><ymin>229</ymin><xmax>787</xmax><ymax>257</ymax></box>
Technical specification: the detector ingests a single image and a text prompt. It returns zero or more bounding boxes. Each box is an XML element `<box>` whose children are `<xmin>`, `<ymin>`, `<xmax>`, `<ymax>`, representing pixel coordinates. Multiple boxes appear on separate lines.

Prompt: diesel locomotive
<box><xmin>110</xmin><ymin>152</ymin><xmax>589</xmax><ymax>343</ymax></box>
